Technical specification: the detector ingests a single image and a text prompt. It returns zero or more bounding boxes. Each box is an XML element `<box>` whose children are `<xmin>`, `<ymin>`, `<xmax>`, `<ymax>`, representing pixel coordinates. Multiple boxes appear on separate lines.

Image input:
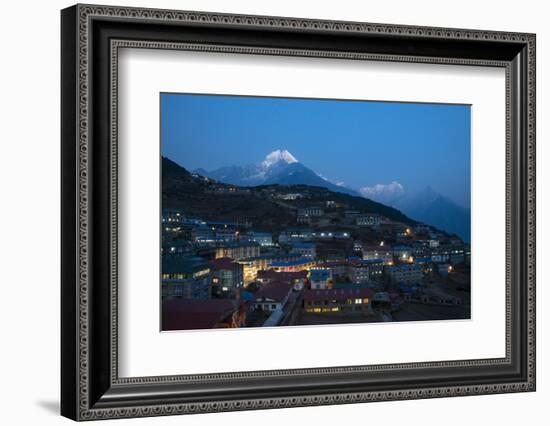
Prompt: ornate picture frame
<box><xmin>61</xmin><ymin>4</ymin><xmax>536</xmax><ymax>421</ymax></box>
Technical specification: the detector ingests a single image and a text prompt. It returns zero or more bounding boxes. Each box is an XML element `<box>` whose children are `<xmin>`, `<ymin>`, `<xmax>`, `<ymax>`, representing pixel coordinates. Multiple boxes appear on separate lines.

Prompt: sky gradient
<box><xmin>161</xmin><ymin>93</ymin><xmax>471</xmax><ymax>209</ymax></box>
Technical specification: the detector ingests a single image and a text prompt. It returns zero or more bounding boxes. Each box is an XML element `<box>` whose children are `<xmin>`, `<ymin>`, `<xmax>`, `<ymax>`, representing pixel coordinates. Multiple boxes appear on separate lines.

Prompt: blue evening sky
<box><xmin>161</xmin><ymin>93</ymin><xmax>471</xmax><ymax>208</ymax></box>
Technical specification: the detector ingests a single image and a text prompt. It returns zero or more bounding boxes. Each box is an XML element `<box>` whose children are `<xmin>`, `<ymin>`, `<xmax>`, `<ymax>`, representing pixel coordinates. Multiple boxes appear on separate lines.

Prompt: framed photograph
<box><xmin>61</xmin><ymin>4</ymin><xmax>536</xmax><ymax>421</ymax></box>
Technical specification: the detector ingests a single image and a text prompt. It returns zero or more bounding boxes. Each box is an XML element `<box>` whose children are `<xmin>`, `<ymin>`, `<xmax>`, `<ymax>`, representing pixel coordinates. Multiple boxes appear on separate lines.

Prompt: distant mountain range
<box><xmin>187</xmin><ymin>149</ymin><xmax>470</xmax><ymax>242</ymax></box>
<box><xmin>396</xmin><ymin>187</ymin><xmax>470</xmax><ymax>243</ymax></box>
<box><xmin>362</xmin><ymin>185</ymin><xmax>471</xmax><ymax>243</ymax></box>
<box><xmin>195</xmin><ymin>149</ymin><xmax>360</xmax><ymax>197</ymax></box>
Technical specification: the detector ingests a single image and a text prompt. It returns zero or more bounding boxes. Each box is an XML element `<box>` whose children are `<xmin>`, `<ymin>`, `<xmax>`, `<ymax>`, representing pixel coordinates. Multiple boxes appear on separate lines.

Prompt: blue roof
<box><xmin>309</xmin><ymin>269</ymin><xmax>331</xmax><ymax>280</ymax></box>
<box><xmin>240</xmin><ymin>291</ymin><xmax>255</xmax><ymax>301</ymax></box>
<box><xmin>291</xmin><ymin>242</ymin><xmax>315</xmax><ymax>248</ymax></box>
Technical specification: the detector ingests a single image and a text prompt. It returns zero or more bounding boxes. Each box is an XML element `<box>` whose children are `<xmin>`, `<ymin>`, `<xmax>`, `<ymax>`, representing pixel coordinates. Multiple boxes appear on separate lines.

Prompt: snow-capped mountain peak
<box><xmin>194</xmin><ymin>149</ymin><xmax>360</xmax><ymax>197</ymax></box>
<box><xmin>261</xmin><ymin>149</ymin><xmax>298</xmax><ymax>168</ymax></box>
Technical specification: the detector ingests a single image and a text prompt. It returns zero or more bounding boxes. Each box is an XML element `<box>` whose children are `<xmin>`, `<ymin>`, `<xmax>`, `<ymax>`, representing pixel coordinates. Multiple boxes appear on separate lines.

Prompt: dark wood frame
<box><xmin>61</xmin><ymin>4</ymin><xmax>536</xmax><ymax>421</ymax></box>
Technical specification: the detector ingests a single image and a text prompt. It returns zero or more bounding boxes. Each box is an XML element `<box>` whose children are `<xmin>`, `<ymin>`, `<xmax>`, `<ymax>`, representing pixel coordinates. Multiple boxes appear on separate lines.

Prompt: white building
<box><xmin>356</xmin><ymin>214</ymin><xmax>381</xmax><ymax>227</ymax></box>
<box><xmin>309</xmin><ymin>268</ymin><xmax>333</xmax><ymax>290</ymax></box>
<box><xmin>362</xmin><ymin>245</ymin><xmax>393</xmax><ymax>264</ymax></box>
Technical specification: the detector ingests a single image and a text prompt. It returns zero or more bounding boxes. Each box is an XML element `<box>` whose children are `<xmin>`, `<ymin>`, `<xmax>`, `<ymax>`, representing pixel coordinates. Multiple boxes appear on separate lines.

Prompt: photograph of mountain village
<box><xmin>160</xmin><ymin>93</ymin><xmax>472</xmax><ymax>331</ymax></box>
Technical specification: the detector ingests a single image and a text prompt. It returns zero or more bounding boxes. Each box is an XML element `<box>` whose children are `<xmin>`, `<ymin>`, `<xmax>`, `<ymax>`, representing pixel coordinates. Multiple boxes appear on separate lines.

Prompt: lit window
<box><xmin>355</xmin><ymin>298</ymin><xmax>362</xmax><ymax>304</ymax></box>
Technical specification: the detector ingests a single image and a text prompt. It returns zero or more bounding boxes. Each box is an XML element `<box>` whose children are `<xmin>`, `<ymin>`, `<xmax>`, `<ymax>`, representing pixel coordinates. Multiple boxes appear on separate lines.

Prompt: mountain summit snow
<box><xmin>261</xmin><ymin>149</ymin><xmax>298</xmax><ymax>168</ymax></box>
<box><xmin>193</xmin><ymin>150</ymin><xmax>360</xmax><ymax>196</ymax></box>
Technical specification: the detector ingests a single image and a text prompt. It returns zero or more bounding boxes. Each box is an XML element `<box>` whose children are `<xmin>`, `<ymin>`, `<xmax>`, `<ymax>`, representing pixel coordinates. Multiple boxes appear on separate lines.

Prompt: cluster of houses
<box><xmin>161</xmin><ymin>207</ymin><xmax>470</xmax><ymax>330</ymax></box>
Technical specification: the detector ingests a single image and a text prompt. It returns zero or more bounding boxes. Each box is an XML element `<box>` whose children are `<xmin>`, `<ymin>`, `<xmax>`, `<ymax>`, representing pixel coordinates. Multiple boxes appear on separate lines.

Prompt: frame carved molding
<box><xmin>62</xmin><ymin>4</ymin><xmax>535</xmax><ymax>421</ymax></box>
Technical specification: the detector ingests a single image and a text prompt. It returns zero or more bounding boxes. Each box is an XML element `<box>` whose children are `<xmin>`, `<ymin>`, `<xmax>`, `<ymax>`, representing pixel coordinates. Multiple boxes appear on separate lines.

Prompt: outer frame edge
<box><xmin>67</xmin><ymin>4</ymin><xmax>536</xmax><ymax>421</ymax></box>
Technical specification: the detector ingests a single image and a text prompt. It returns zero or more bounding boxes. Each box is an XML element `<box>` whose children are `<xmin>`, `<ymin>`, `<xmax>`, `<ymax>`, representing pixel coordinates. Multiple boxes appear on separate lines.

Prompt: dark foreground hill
<box><xmin>162</xmin><ymin>157</ymin><xmax>417</xmax><ymax>232</ymax></box>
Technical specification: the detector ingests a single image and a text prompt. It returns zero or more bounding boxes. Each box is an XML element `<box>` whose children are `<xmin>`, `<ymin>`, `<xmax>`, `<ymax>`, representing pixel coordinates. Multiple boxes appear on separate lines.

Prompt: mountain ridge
<box><xmin>162</xmin><ymin>156</ymin><xmax>418</xmax><ymax>230</ymax></box>
<box><xmin>194</xmin><ymin>149</ymin><xmax>361</xmax><ymax>197</ymax></box>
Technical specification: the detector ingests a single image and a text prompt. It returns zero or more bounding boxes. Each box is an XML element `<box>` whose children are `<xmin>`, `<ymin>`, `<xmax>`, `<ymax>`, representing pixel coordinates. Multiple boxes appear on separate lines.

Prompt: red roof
<box><xmin>303</xmin><ymin>287</ymin><xmax>373</xmax><ymax>302</ymax></box>
<box><xmin>254</xmin><ymin>281</ymin><xmax>293</xmax><ymax>303</ymax></box>
<box><xmin>256</xmin><ymin>269</ymin><xmax>307</xmax><ymax>283</ymax></box>
<box><xmin>209</xmin><ymin>257</ymin><xmax>241</xmax><ymax>271</ymax></box>
<box><xmin>162</xmin><ymin>299</ymin><xmax>241</xmax><ymax>331</ymax></box>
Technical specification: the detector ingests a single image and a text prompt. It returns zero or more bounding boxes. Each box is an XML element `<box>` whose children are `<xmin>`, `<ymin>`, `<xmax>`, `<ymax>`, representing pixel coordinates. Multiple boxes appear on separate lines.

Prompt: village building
<box><xmin>161</xmin><ymin>208</ymin><xmax>185</xmax><ymax>224</ymax></box>
<box><xmin>431</xmin><ymin>247</ymin><xmax>451</xmax><ymax>263</ymax></box>
<box><xmin>278</xmin><ymin>229</ymin><xmax>313</xmax><ymax>244</ymax></box>
<box><xmin>239</xmin><ymin>253</ymin><xmax>302</xmax><ymax>283</ymax></box>
<box><xmin>215</xmin><ymin>241</ymin><xmax>260</xmax><ymax>260</ymax></box>
<box><xmin>256</xmin><ymin>270</ymin><xmax>308</xmax><ymax>291</ymax></box>
<box><xmin>392</xmin><ymin>244</ymin><xmax>413</xmax><ymax>262</ymax></box>
<box><xmin>348</xmin><ymin>259</ymin><xmax>384</xmax><ymax>283</ymax></box>
<box><xmin>253</xmin><ymin>281</ymin><xmax>294</xmax><ymax>312</ymax></box>
<box><xmin>311</xmin><ymin>230</ymin><xmax>350</xmax><ymax>239</ymax></box>
<box><xmin>385</xmin><ymin>263</ymin><xmax>423</xmax><ymax>284</ymax></box>
<box><xmin>269</xmin><ymin>258</ymin><xmax>317</xmax><ymax>273</ymax></box>
<box><xmin>290</xmin><ymin>242</ymin><xmax>316</xmax><ymax>259</ymax></box>
<box><xmin>161</xmin><ymin>256</ymin><xmax>211</xmax><ymax>300</ymax></box>
<box><xmin>209</xmin><ymin>257</ymin><xmax>244</xmax><ymax>298</ymax></box>
<box><xmin>192</xmin><ymin>224</ymin><xmax>215</xmax><ymax>243</ymax></box>
<box><xmin>303</xmin><ymin>288</ymin><xmax>373</xmax><ymax>314</ymax></box>
<box><xmin>247</xmin><ymin>231</ymin><xmax>274</xmax><ymax>247</ymax></box>
<box><xmin>315</xmin><ymin>261</ymin><xmax>350</xmax><ymax>280</ymax></box>
<box><xmin>362</xmin><ymin>245</ymin><xmax>393</xmax><ymax>264</ymax></box>
<box><xmin>356</xmin><ymin>213</ymin><xmax>381</xmax><ymax>228</ymax></box>
<box><xmin>309</xmin><ymin>268</ymin><xmax>333</xmax><ymax>290</ymax></box>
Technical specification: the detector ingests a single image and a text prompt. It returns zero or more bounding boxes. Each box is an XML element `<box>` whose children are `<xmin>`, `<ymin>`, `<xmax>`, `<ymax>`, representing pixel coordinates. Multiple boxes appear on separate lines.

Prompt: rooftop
<box><xmin>291</xmin><ymin>242</ymin><xmax>316</xmax><ymax>248</ymax></box>
<box><xmin>254</xmin><ymin>281</ymin><xmax>294</xmax><ymax>303</ymax></box>
<box><xmin>257</xmin><ymin>269</ymin><xmax>308</xmax><ymax>283</ymax></box>
<box><xmin>217</xmin><ymin>241</ymin><xmax>260</xmax><ymax>249</ymax></box>
<box><xmin>162</xmin><ymin>299</ymin><xmax>241</xmax><ymax>331</ymax></box>
<box><xmin>270</xmin><ymin>258</ymin><xmax>315</xmax><ymax>267</ymax></box>
<box><xmin>241</xmin><ymin>253</ymin><xmax>301</xmax><ymax>262</ymax></box>
<box><xmin>309</xmin><ymin>269</ymin><xmax>332</xmax><ymax>281</ymax></box>
<box><xmin>209</xmin><ymin>257</ymin><xmax>241</xmax><ymax>271</ymax></box>
<box><xmin>162</xmin><ymin>255</ymin><xmax>209</xmax><ymax>275</ymax></box>
<box><xmin>303</xmin><ymin>287</ymin><xmax>373</xmax><ymax>302</ymax></box>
